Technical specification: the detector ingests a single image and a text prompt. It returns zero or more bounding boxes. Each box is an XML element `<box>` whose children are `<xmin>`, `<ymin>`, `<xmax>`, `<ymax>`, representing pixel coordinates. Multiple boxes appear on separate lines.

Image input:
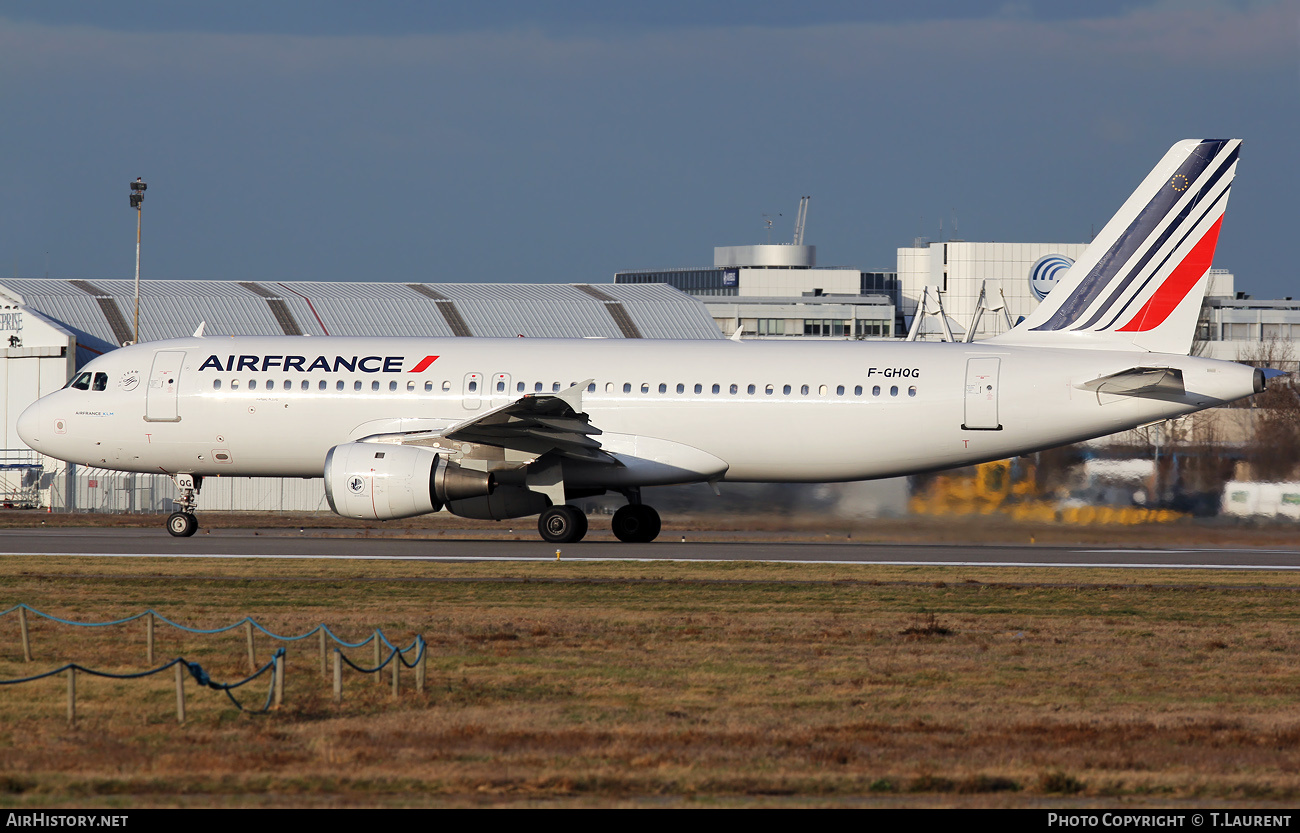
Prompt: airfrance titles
<box><xmin>197</xmin><ymin>355</ymin><xmax>439</xmax><ymax>374</ymax></box>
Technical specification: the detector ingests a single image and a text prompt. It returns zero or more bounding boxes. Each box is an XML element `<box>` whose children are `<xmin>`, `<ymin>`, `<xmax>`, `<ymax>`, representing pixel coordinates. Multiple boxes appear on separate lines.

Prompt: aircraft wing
<box><xmin>1076</xmin><ymin>367</ymin><xmax>1185</xmax><ymax>398</ymax></box>
<box><xmin>406</xmin><ymin>379</ymin><xmax>617</xmax><ymax>464</ymax></box>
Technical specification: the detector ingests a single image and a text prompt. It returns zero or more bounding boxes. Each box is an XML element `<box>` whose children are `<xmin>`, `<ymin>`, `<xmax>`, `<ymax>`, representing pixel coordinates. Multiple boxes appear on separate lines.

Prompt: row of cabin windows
<box><xmin>209</xmin><ymin>377</ymin><xmax>919</xmax><ymax>398</ymax></box>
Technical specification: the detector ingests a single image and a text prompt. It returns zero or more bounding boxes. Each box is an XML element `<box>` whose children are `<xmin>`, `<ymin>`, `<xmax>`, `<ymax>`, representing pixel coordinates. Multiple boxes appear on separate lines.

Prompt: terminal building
<box><xmin>616</xmin><ymin>243</ymin><xmax>901</xmax><ymax>339</ymax></box>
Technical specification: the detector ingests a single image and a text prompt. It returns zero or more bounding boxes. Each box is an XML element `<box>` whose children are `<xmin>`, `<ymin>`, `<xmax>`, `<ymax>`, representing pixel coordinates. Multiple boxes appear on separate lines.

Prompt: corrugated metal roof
<box><xmin>0</xmin><ymin>279</ymin><xmax>722</xmax><ymax>365</ymax></box>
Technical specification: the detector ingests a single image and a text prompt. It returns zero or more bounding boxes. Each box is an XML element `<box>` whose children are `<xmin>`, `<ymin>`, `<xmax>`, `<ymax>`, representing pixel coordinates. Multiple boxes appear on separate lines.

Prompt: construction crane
<box><xmin>792</xmin><ymin>196</ymin><xmax>810</xmax><ymax>246</ymax></box>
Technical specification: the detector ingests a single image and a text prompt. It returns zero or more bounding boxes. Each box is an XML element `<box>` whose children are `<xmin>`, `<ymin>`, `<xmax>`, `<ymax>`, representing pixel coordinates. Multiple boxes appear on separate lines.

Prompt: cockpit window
<box><xmin>92</xmin><ymin>373</ymin><xmax>108</xmax><ymax>391</ymax></box>
<box><xmin>68</xmin><ymin>372</ymin><xmax>92</xmax><ymax>390</ymax></box>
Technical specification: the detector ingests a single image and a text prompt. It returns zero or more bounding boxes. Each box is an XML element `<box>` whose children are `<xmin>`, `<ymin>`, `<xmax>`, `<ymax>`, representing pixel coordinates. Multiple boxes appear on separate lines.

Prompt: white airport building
<box><xmin>616</xmin><ymin>243</ymin><xmax>901</xmax><ymax>339</ymax></box>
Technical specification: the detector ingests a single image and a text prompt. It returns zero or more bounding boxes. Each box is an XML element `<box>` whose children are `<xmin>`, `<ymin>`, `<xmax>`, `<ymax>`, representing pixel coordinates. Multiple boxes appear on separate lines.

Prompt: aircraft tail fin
<box><xmin>995</xmin><ymin>139</ymin><xmax>1240</xmax><ymax>355</ymax></box>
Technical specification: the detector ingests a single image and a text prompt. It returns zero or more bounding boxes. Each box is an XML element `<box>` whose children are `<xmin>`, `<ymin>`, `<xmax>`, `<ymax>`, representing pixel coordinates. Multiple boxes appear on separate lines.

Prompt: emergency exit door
<box><xmin>962</xmin><ymin>357</ymin><xmax>1001</xmax><ymax>431</ymax></box>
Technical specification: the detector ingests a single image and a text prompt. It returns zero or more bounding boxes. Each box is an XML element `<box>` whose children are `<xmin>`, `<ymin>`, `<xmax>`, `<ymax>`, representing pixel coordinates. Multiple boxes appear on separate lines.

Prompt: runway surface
<box><xmin>2</xmin><ymin>528</ymin><xmax>1299</xmax><ymax>570</ymax></box>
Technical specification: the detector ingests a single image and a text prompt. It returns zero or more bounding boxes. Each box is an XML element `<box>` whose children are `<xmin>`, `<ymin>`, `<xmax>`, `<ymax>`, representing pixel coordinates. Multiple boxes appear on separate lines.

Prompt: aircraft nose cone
<box><xmin>16</xmin><ymin>401</ymin><xmax>42</xmax><ymax>450</ymax></box>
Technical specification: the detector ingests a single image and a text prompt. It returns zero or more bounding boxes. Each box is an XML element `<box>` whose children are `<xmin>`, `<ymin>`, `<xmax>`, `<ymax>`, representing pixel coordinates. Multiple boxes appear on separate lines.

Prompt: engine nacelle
<box><xmin>324</xmin><ymin>442</ymin><xmax>494</xmax><ymax>520</ymax></box>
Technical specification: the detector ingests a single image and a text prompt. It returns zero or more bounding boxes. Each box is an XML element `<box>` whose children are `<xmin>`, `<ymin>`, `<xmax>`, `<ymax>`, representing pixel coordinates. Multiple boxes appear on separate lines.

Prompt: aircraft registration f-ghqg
<box><xmin>18</xmin><ymin>139</ymin><xmax>1272</xmax><ymax>542</ymax></box>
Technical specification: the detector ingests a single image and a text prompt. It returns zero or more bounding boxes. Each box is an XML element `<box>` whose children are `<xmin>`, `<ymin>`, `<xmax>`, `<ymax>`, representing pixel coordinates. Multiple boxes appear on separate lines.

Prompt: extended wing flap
<box><xmin>428</xmin><ymin>379</ymin><xmax>619</xmax><ymax>464</ymax></box>
<box><xmin>1077</xmin><ymin>367</ymin><xmax>1186</xmax><ymax>398</ymax></box>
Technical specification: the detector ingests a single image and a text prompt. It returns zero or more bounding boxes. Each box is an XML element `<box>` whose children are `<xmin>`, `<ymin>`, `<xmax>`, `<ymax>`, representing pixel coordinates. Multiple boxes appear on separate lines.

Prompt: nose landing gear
<box><xmin>166</xmin><ymin>473</ymin><xmax>202</xmax><ymax>538</ymax></box>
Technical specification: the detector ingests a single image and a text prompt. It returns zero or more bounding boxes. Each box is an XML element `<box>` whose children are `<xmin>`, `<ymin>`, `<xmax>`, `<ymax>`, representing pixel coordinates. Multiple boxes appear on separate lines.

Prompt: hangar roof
<box><xmin>0</xmin><ymin>280</ymin><xmax>722</xmax><ymax>365</ymax></box>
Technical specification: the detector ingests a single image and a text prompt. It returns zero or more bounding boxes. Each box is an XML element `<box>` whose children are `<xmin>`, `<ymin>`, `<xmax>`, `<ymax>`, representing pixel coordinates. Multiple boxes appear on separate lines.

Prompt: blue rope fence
<box><xmin>1</xmin><ymin>603</ymin><xmax>419</xmax><ymax>652</ymax></box>
<box><xmin>1</xmin><ymin>604</ymin><xmax>428</xmax><ymax>719</ymax></box>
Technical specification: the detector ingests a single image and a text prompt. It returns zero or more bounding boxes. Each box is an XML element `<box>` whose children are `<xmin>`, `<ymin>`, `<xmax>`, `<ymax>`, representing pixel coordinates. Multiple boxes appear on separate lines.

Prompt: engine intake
<box><xmin>324</xmin><ymin>442</ymin><xmax>494</xmax><ymax>520</ymax></box>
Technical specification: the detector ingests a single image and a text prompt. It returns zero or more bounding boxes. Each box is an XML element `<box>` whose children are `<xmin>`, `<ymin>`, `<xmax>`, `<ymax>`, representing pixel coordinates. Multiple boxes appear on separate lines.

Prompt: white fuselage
<box><xmin>18</xmin><ymin>335</ymin><xmax>1260</xmax><ymax>488</ymax></box>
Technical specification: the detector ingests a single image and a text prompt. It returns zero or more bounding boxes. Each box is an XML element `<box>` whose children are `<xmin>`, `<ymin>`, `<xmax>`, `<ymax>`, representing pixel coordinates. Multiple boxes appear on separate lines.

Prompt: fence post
<box><xmin>274</xmin><ymin>650</ymin><xmax>284</xmax><ymax>709</ymax></box>
<box><xmin>374</xmin><ymin>631</ymin><xmax>381</xmax><ymax>686</ymax></box>
<box><xmin>19</xmin><ymin>606</ymin><xmax>31</xmax><ymax>662</ymax></box>
<box><xmin>391</xmin><ymin>649</ymin><xmax>399</xmax><ymax>698</ymax></box>
<box><xmin>245</xmin><ymin>620</ymin><xmax>256</xmax><ymax>673</ymax></box>
<box><xmin>147</xmin><ymin>612</ymin><xmax>155</xmax><ymax>665</ymax></box>
<box><xmin>175</xmin><ymin>662</ymin><xmax>186</xmax><ymax>724</ymax></box>
<box><xmin>66</xmin><ymin>666</ymin><xmax>76</xmax><ymax>725</ymax></box>
<box><xmin>333</xmin><ymin>648</ymin><xmax>342</xmax><ymax>704</ymax></box>
<box><xmin>319</xmin><ymin>628</ymin><xmax>327</xmax><ymax>678</ymax></box>
<box><xmin>416</xmin><ymin>637</ymin><xmax>425</xmax><ymax>694</ymax></box>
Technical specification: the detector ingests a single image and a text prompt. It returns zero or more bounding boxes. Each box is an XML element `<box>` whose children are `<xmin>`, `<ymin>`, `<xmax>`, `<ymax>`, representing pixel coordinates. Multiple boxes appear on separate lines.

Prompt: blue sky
<box><xmin>2</xmin><ymin>2</ymin><xmax>1295</xmax><ymax>298</ymax></box>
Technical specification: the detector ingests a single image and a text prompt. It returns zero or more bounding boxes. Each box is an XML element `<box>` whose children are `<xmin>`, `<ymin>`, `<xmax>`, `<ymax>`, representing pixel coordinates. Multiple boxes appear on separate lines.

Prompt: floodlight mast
<box><xmin>129</xmin><ymin>177</ymin><xmax>147</xmax><ymax>344</ymax></box>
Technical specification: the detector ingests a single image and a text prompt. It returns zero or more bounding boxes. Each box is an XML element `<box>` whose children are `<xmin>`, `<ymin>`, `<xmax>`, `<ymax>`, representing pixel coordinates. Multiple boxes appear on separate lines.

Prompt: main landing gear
<box><xmin>535</xmin><ymin>497</ymin><xmax>662</xmax><ymax>544</ymax></box>
<box><xmin>611</xmin><ymin>504</ymin><xmax>660</xmax><ymax>543</ymax></box>
<box><xmin>166</xmin><ymin>473</ymin><xmax>202</xmax><ymax>538</ymax></box>
<box><xmin>538</xmin><ymin>504</ymin><xmax>587</xmax><ymax>544</ymax></box>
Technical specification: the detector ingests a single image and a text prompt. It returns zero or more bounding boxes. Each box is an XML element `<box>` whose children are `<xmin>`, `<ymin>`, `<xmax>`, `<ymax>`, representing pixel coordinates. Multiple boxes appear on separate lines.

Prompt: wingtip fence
<box><xmin>1</xmin><ymin>604</ymin><xmax>427</xmax><ymax>724</ymax></box>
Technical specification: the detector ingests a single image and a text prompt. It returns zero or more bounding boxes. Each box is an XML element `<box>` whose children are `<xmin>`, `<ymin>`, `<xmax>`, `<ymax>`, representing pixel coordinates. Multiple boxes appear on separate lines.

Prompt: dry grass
<box><xmin>2</xmin><ymin>557</ymin><xmax>1300</xmax><ymax>807</ymax></box>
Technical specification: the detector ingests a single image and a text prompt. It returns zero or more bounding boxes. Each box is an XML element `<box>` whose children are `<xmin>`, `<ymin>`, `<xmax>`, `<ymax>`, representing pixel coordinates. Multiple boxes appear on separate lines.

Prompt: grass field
<box><xmin>2</xmin><ymin>552</ymin><xmax>1300</xmax><ymax>808</ymax></box>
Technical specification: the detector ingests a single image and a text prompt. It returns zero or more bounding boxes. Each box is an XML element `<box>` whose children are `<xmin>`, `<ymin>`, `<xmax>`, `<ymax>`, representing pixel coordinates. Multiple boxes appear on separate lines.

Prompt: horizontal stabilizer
<box><xmin>1076</xmin><ymin>367</ymin><xmax>1185</xmax><ymax>398</ymax></box>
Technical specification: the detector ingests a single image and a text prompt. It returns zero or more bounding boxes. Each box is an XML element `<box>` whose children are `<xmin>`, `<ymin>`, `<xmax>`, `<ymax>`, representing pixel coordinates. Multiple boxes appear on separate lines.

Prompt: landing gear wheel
<box><xmin>611</xmin><ymin>504</ymin><xmax>661</xmax><ymax>543</ymax></box>
<box><xmin>166</xmin><ymin>512</ymin><xmax>198</xmax><ymax>538</ymax></box>
<box><xmin>538</xmin><ymin>505</ymin><xmax>588</xmax><ymax>544</ymax></box>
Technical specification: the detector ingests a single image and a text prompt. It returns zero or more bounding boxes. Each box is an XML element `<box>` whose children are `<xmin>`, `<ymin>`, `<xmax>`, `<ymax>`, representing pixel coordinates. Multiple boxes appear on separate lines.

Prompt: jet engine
<box><xmin>324</xmin><ymin>442</ymin><xmax>494</xmax><ymax>520</ymax></box>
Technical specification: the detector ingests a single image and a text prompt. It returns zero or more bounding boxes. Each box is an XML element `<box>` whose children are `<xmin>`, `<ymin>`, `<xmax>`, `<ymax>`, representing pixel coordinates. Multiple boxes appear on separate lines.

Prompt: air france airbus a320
<box><xmin>18</xmin><ymin>140</ymin><xmax>1271</xmax><ymax>543</ymax></box>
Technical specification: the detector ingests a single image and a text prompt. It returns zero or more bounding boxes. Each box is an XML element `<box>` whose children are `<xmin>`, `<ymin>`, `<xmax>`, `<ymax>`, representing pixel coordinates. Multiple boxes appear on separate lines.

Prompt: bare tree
<box><xmin>1237</xmin><ymin>338</ymin><xmax>1300</xmax><ymax>481</ymax></box>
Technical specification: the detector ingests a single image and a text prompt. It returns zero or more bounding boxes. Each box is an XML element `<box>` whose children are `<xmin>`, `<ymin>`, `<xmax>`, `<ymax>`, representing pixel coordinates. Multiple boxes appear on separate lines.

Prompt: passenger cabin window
<box><xmin>213</xmin><ymin>380</ymin><xmax>222</xmax><ymax>390</ymax></box>
<box><xmin>372</xmin><ymin>381</ymin><xmax>381</xmax><ymax>391</ymax></box>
